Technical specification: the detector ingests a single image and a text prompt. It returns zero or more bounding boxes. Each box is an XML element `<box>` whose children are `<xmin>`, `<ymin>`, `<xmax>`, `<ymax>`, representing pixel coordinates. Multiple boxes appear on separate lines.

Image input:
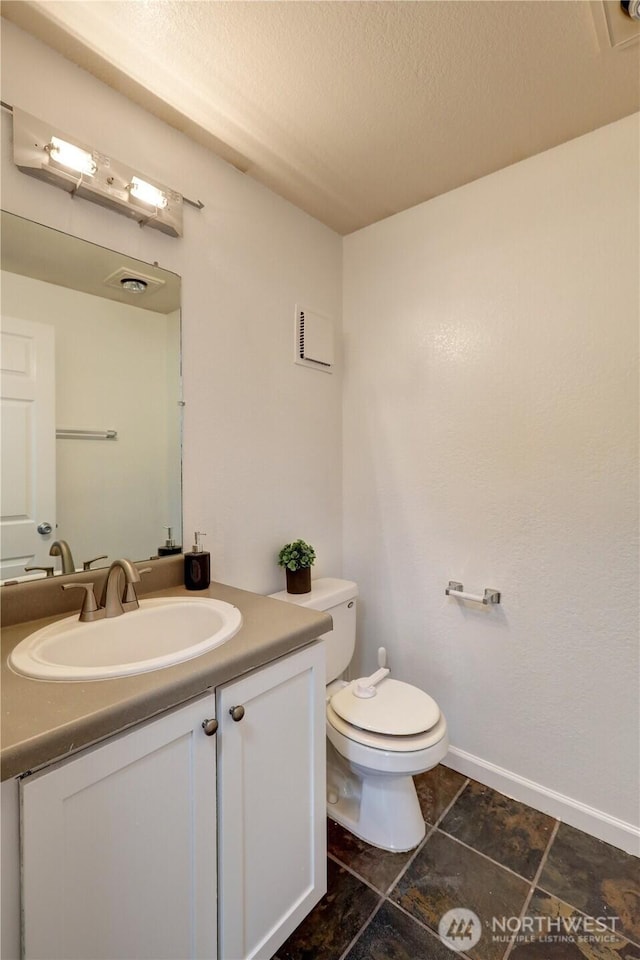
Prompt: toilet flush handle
<box><xmin>353</xmin><ymin>667</ymin><xmax>389</xmax><ymax>699</ymax></box>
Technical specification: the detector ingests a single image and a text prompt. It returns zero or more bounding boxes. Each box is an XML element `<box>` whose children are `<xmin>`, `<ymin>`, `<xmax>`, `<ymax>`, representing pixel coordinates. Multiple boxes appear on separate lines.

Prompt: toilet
<box><xmin>269</xmin><ymin>577</ymin><xmax>448</xmax><ymax>852</ymax></box>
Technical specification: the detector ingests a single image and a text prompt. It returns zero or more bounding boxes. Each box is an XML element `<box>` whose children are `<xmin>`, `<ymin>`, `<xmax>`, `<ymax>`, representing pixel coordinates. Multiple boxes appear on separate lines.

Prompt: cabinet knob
<box><xmin>202</xmin><ymin>718</ymin><xmax>218</xmax><ymax>736</ymax></box>
<box><xmin>229</xmin><ymin>705</ymin><xmax>245</xmax><ymax>722</ymax></box>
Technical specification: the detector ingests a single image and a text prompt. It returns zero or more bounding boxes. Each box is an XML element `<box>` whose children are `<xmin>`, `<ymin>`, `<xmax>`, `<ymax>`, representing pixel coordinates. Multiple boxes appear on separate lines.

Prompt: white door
<box><xmin>21</xmin><ymin>694</ymin><xmax>218</xmax><ymax>960</ymax></box>
<box><xmin>217</xmin><ymin>642</ymin><xmax>326</xmax><ymax>960</ymax></box>
<box><xmin>0</xmin><ymin>314</ymin><xmax>56</xmax><ymax>580</ymax></box>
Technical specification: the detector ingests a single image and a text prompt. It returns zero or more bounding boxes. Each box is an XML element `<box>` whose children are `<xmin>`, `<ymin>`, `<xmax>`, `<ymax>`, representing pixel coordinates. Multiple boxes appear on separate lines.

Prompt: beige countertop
<box><xmin>1</xmin><ymin>579</ymin><xmax>331</xmax><ymax>781</ymax></box>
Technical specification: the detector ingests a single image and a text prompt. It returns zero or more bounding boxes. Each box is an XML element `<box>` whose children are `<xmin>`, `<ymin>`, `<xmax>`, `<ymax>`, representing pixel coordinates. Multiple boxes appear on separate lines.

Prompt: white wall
<box><xmin>1</xmin><ymin>20</ymin><xmax>343</xmax><ymax>594</ymax></box>
<box><xmin>343</xmin><ymin>115</ymin><xmax>639</xmax><ymax>847</ymax></box>
<box><xmin>1</xmin><ymin>271</ymin><xmax>180</xmax><ymax>568</ymax></box>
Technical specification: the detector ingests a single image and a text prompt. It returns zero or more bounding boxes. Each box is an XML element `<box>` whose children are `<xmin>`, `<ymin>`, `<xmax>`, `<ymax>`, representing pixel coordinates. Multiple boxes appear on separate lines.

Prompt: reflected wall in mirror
<box><xmin>1</xmin><ymin>211</ymin><xmax>182</xmax><ymax>582</ymax></box>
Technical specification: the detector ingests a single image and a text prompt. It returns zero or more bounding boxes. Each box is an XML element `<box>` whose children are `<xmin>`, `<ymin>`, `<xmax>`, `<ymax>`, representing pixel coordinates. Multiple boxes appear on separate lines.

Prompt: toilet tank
<box><xmin>268</xmin><ymin>578</ymin><xmax>358</xmax><ymax>683</ymax></box>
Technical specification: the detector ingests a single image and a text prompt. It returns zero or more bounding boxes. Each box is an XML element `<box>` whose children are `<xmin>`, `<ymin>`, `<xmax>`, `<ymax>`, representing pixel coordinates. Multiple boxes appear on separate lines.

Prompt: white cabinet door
<box><xmin>21</xmin><ymin>694</ymin><xmax>217</xmax><ymax>960</ymax></box>
<box><xmin>217</xmin><ymin>642</ymin><xmax>326</xmax><ymax>960</ymax></box>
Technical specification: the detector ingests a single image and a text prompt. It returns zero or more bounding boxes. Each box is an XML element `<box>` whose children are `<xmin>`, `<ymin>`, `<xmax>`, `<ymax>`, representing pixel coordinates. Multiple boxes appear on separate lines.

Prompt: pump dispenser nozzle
<box><xmin>185</xmin><ymin>531</ymin><xmax>210</xmax><ymax>590</ymax></box>
<box><xmin>191</xmin><ymin>531</ymin><xmax>206</xmax><ymax>553</ymax></box>
<box><xmin>158</xmin><ymin>524</ymin><xmax>181</xmax><ymax>556</ymax></box>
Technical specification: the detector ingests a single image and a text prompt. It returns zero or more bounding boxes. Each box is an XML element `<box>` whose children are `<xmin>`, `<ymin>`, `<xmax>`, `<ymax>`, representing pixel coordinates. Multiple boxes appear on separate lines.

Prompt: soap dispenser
<box><xmin>184</xmin><ymin>531</ymin><xmax>210</xmax><ymax>590</ymax></box>
<box><xmin>158</xmin><ymin>525</ymin><xmax>182</xmax><ymax>556</ymax></box>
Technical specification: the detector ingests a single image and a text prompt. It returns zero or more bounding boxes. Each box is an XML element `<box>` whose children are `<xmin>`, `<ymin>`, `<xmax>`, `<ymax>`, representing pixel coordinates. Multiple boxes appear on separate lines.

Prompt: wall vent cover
<box><xmin>295</xmin><ymin>305</ymin><xmax>334</xmax><ymax>373</ymax></box>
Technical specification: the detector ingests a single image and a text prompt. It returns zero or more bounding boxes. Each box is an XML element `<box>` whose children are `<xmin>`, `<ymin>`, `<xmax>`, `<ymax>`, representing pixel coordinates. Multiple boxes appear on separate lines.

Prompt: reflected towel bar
<box><xmin>445</xmin><ymin>581</ymin><xmax>501</xmax><ymax>605</ymax></box>
<box><xmin>56</xmin><ymin>429</ymin><xmax>118</xmax><ymax>441</ymax></box>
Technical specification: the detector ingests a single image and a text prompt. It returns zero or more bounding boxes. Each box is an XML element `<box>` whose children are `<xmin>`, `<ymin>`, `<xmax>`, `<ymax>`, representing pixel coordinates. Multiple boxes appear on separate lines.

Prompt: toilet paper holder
<box><xmin>445</xmin><ymin>581</ymin><xmax>501</xmax><ymax>605</ymax></box>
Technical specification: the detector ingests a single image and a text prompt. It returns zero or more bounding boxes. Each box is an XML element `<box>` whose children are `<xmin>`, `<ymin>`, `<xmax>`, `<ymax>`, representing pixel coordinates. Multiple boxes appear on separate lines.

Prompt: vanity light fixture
<box><xmin>11</xmin><ymin>107</ymin><xmax>183</xmax><ymax>238</ymax></box>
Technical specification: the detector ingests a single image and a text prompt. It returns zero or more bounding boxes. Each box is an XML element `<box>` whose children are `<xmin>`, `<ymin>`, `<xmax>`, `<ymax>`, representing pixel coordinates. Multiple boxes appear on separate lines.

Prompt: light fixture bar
<box><xmin>12</xmin><ymin>108</ymin><xmax>183</xmax><ymax>238</ymax></box>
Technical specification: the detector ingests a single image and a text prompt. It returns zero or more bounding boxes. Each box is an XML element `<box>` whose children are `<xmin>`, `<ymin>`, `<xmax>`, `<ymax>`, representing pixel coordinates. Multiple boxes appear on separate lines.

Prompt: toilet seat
<box><xmin>330</xmin><ymin>678</ymin><xmax>440</xmax><ymax>737</ymax></box>
<box><xmin>326</xmin><ymin>701</ymin><xmax>445</xmax><ymax>753</ymax></box>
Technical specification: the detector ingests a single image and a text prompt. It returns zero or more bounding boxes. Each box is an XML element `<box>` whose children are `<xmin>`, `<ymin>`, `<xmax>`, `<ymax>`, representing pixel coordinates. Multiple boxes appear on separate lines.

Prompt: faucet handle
<box><xmin>122</xmin><ymin>566</ymin><xmax>152</xmax><ymax>607</ymax></box>
<box><xmin>24</xmin><ymin>565</ymin><xmax>55</xmax><ymax>578</ymax></box>
<box><xmin>83</xmin><ymin>555</ymin><xmax>108</xmax><ymax>571</ymax></box>
<box><xmin>62</xmin><ymin>582</ymin><xmax>102</xmax><ymax>622</ymax></box>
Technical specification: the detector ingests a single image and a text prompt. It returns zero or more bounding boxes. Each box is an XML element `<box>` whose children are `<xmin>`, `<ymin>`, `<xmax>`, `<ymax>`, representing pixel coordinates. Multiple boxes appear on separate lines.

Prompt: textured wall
<box><xmin>1</xmin><ymin>21</ymin><xmax>343</xmax><ymax>595</ymax></box>
<box><xmin>343</xmin><ymin>116</ymin><xmax>639</xmax><ymax>829</ymax></box>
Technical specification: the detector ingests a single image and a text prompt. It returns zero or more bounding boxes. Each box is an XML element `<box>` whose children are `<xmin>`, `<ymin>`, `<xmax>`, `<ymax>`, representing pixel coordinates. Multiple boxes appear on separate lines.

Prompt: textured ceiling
<box><xmin>2</xmin><ymin>0</ymin><xmax>639</xmax><ymax>235</ymax></box>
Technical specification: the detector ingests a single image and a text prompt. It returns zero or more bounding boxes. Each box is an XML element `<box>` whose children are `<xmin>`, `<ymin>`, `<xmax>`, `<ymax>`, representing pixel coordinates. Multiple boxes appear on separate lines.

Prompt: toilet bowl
<box><xmin>325</xmin><ymin>677</ymin><xmax>449</xmax><ymax>850</ymax></box>
<box><xmin>269</xmin><ymin>578</ymin><xmax>448</xmax><ymax>852</ymax></box>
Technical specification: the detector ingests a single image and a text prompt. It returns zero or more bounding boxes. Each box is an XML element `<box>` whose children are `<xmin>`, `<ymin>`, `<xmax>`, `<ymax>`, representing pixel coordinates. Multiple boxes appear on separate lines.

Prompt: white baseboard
<box><xmin>443</xmin><ymin>746</ymin><xmax>640</xmax><ymax>857</ymax></box>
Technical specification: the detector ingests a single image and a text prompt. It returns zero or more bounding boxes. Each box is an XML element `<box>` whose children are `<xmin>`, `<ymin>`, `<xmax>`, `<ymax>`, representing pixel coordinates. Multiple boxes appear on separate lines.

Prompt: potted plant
<box><xmin>278</xmin><ymin>539</ymin><xmax>316</xmax><ymax>594</ymax></box>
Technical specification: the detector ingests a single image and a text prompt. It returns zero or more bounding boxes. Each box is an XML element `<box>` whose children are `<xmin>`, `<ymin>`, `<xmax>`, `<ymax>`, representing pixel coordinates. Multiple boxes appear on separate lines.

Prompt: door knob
<box><xmin>229</xmin><ymin>705</ymin><xmax>245</xmax><ymax>722</ymax></box>
<box><xmin>202</xmin><ymin>718</ymin><xmax>218</xmax><ymax>736</ymax></box>
<box><xmin>37</xmin><ymin>522</ymin><xmax>53</xmax><ymax>535</ymax></box>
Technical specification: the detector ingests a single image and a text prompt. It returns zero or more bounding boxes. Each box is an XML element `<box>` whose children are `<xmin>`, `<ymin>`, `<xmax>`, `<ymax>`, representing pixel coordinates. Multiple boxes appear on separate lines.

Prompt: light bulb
<box><xmin>120</xmin><ymin>278</ymin><xmax>148</xmax><ymax>293</ymax></box>
<box><xmin>48</xmin><ymin>137</ymin><xmax>97</xmax><ymax>176</ymax></box>
<box><xmin>621</xmin><ymin>0</ymin><xmax>640</xmax><ymax>20</ymax></box>
<box><xmin>129</xmin><ymin>176</ymin><xmax>168</xmax><ymax>209</ymax></box>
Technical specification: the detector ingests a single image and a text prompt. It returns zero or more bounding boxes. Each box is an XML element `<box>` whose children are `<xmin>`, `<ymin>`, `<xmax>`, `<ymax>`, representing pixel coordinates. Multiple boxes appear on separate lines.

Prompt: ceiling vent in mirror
<box><xmin>103</xmin><ymin>266</ymin><xmax>166</xmax><ymax>296</ymax></box>
<box><xmin>295</xmin><ymin>305</ymin><xmax>334</xmax><ymax>373</ymax></box>
<box><xmin>599</xmin><ymin>0</ymin><xmax>640</xmax><ymax>46</ymax></box>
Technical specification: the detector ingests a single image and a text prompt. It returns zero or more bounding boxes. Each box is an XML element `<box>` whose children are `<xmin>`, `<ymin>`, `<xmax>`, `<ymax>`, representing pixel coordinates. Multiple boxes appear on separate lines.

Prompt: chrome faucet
<box><xmin>49</xmin><ymin>540</ymin><xmax>76</xmax><ymax>575</ymax></box>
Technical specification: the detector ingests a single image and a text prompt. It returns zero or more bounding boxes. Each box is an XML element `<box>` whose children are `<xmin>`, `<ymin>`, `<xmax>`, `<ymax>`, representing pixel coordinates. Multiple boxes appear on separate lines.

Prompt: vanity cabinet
<box><xmin>217</xmin><ymin>641</ymin><xmax>326</xmax><ymax>960</ymax></box>
<box><xmin>20</xmin><ymin>692</ymin><xmax>218</xmax><ymax>960</ymax></box>
<box><xmin>11</xmin><ymin>641</ymin><xmax>326</xmax><ymax>960</ymax></box>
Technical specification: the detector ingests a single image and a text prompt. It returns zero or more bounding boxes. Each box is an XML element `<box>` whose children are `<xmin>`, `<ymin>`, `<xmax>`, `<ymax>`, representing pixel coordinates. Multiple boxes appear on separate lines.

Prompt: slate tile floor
<box><xmin>273</xmin><ymin>766</ymin><xmax>640</xmax><ymax>960</ymax></box>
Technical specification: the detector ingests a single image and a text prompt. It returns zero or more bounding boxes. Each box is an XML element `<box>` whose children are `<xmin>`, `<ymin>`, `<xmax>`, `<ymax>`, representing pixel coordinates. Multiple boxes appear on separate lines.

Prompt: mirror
<box><xmin>1</xmin><ymin>210</ymin><xmax>182</xmax><ymax>583</ymax></box>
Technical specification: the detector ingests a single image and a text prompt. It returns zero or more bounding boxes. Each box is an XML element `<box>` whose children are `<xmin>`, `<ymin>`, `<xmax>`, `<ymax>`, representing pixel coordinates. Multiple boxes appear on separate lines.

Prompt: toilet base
<box><xmin>327</xmin><ymin>741</ymin><xmax>431</xmax><ymax>852</ymax></box>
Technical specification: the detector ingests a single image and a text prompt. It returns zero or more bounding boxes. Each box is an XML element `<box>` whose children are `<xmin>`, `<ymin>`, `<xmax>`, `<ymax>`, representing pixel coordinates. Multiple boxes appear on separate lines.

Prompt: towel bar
<box><xmin>56</xmin><ymin>429</ymin><xmax>117</xmax><ymax>441</ymax></box>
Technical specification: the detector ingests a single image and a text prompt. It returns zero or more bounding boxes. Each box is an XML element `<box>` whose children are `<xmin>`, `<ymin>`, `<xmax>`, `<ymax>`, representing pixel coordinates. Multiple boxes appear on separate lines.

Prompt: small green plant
<box><xmin>277</xmin><ymin>539</ymin><xmax>316</xmax><ymax>571</ymax></box>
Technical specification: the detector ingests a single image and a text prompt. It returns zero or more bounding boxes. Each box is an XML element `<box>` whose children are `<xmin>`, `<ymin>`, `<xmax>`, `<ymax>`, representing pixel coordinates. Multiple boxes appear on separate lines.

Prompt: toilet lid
<box><xmin>330</xmin><ymin>678</ymin><xmax>440</xmax><ymax>736</ymax></box>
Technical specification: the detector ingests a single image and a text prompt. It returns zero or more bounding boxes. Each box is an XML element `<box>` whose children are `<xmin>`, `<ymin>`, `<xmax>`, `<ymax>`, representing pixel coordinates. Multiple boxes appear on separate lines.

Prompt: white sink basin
<box><xmin>9</xmin><ymin>597</ymin><xmax>242</xmax><ymax>681</ymax></box>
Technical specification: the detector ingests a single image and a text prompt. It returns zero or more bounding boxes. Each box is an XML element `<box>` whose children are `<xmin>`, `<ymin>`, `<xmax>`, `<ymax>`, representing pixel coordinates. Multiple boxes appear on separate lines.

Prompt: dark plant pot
<box><xmin>286</xmin><ymin>567</ymin><xmax>312</xmax><ymax>594</ymax></box>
